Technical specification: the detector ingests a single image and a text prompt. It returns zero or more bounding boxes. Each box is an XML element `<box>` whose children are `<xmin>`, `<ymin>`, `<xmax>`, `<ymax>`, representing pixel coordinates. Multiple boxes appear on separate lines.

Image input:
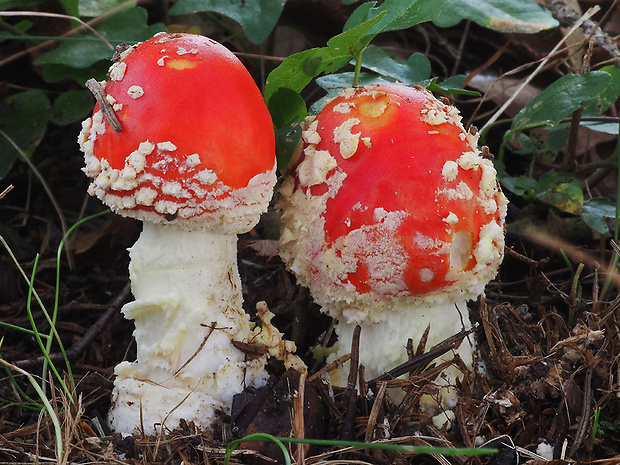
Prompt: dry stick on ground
<box><xmin>479</xmin><ymin>295</ymin><xmax>501</xmax><ymax>367</ymax></box>
<box><xmin>0</xmin><ymin>184</ymin><xmax>13</xmax><ymax>200</ymax></box>
<box><xmin>294</xmin><ymin>371</ymin><xmax>308</xmax><ymax>465</ymax></box>
<box><xmin>309</xmin><ymin>373</ymin><xmax>342</xmax><ymax>419</ymax></box>
<box><xmin>364</xmin><ymin>381</ymin><xmax>387</xmax><ymax>443</ymax></box>
<box><xmin>15</xmin><ymin>283</ymin><xmax>131</xmax><ymax>368</ymax></box>
<box><xmin>389</xmin><ymin>359</ymin><xmax>455</xmax><ymax>431</ymax></box>
<box><xmin>308</xmin><ymin>352</ymin><xmax>351</xmax><ymax>383</ymax></box>
<box><xmin>569</xmin><ymin>367</ymin><xmax>594</xmax><ymax>457</ymax></box>
<box><xmin>505</xmin><ymin>247</ymin><xmax>550</xmax><ymax>271</ymax></box>
<box><xmin>368</xmin><ymin>329</ymin><xmax>473</xmax><ymax>390</ymax></box>
<box><xmin>340</xmin><ymin>324</ymin><xmax>362</xmax><ymax>441</ymax></box>
<box><xmin>455</xmin><ymin>403</ymin><xmax>483</xmax><ymax>465</ymax></box>
<box><xmin>524</xmin><ymin>228</ymin><xmax>620</xmax><ymax>293</ymax></box>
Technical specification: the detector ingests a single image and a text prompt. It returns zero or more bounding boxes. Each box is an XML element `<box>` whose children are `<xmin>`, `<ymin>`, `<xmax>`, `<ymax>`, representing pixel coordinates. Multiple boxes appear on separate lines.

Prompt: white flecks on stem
<box><xmin>108</xmin><ymin>224</ymin><xmax>302</xmax><ymax>436</ymax></box>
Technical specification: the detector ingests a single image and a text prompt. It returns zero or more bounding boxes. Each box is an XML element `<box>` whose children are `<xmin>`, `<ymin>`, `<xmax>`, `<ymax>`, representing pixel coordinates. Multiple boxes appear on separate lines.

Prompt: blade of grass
<box><xmin>0</xmin><ymin>321</ymin><xmax>51</xmax><ymax>338</ymax></box>
<box><xmin>225</xmin><ymin>433</ymin><xmax>291</xmax><ymax>465</ymax></box>
<box><xmin>0</xmin><ymin>211</ymin><xmax>109</xmax><ymax>401</ymax></box>
<box><xmin>0</xmin><ymin>345</ymin><xmax>65</xmax><ymax>464</ymax></box>
<box><xmin>225</xmin><ymin>434</ymin><xmax>498</xmax><ymax>465</ymax></box>
<box><xmin>0</xmin><ymin>236</ymin><xmax>73</xmax><ymax>400</ymax></box>
<box><xmin>46</xmin><ymin>210</ymin><xmax>110</xmax><ymax>395</ymax></box>
<box><xmin>26</xmin><ymin>254</ymin><xmax>72</xmax><ymax>398</ymax></box>
<box><xmin>1</xmin><ymin>355</ymin><xmax>42</xmax><ymax>408</ymax></box>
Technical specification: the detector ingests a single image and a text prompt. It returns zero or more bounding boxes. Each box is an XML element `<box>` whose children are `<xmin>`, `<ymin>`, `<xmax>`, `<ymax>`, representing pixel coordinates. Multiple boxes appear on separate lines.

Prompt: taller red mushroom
<box><xmin>279</xmin><ymin>85</ymin><xmax>507</xmax><ymax>411</ymax></box>
<box><xmin>78</xmin><ymin>33</ymin><xmax>298</xmax><ymax>436</ymax></box>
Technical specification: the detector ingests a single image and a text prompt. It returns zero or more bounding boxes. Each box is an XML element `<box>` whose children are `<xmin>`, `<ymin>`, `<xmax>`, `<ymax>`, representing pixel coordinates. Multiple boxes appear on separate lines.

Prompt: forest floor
<box><xmin>1</xmin><ymin>1</ymin><xmax>620</xmax><ymax>464</ymax></box>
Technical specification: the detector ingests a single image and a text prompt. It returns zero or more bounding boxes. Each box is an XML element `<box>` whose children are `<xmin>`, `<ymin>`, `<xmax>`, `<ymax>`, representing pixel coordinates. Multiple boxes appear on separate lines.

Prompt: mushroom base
<box><xmin>325</xmin><ymin>299</ymin><xmax>474</xmax><ymax>409</ymax></box>
<box><xmin>108</xmin><ymin>222</ymin><xmax>269</xmax><ymax>436</ymax></box>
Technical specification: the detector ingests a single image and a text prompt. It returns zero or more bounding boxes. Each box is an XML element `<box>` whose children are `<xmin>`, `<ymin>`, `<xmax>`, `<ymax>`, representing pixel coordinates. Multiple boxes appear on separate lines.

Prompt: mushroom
<box><xmin>278</xmin><ymin>84</ymin><xmax>507</xmax><ymax>409</ymax></box>
<box><xmin>78</xmin><ymin>32</ymin><xmax>288</xmax><ymax>435</ymax></box>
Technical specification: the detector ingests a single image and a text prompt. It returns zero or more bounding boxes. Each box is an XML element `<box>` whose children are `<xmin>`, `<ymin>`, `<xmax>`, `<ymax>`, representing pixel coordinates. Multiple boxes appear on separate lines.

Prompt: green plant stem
<box><xmin>352</xmin><ymin>48</ymin><xmax>365</xmax><ymax>87</ymax></box>
<box><xmin>591</xmin><ymin>406</ymin><xmax>601</xmax><ymax>454</ymax></box>
<box><xmin>47</xmin><ymin>210</ymin><xmax>110</xmax><ymax>395</ymax></box>
<box><xmin>225</xmin><ymin>433</ymin><xmax>498</xmax><ymax>465</ymax></box>
<box><xmin>600</xmin><ymin>106</ymin><xmax>620</xmax><ymax>300</ymax></box>
<box><xmin>225</xmin><ymin>434</ymin><xmax>290</xmax><ymax>465</ymax></box>
<box><xmin>581</xmin><ymin>158</ymin><xmax>618</xmax><ymax>171</ymax></box>
<box><xmin>0</xmin><ymin>236</ymin><xmax>72</xmax><ymax>400</ymax></box>
<box><xmin>26</xmin><ymin>255</ymin><xmax>68</xmax><ymax>397</ymax></box>
<box><xmin>0</xmin><ymin>321</ymin><xmax>51</xmax><ymax>338</ymax></box>
<box><xmin>0</xmin><ymin>17</ymin><xmax>26</xmax><ymax>35</ymax></box>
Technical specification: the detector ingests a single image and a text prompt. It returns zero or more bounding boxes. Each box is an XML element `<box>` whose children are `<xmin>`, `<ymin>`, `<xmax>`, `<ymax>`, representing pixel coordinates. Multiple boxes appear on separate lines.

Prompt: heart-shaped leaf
<box><xmin>169</xmin><ymin>0</ymin><xmax>285</xmax><ymax>44</ymax></box>
<box><xmin>434</xmin><ymin>0</ymin><xmax>558</xmax><ymax>33</ymax></box>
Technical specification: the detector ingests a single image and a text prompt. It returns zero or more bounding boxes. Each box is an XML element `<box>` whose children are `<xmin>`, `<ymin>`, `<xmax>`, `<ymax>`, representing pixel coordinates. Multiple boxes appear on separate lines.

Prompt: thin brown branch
<box><xmin>15</xmin><ymin>284</ymin><xmax>131</xmax><ymax>368</ymax></box>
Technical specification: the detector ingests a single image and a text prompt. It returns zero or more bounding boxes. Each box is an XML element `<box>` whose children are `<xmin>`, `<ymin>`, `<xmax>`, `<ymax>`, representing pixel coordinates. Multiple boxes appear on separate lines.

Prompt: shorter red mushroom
<box><xmin>278</xmin><ymin>84</ymin><xmax>507</xmax><ymax>410</ymax></box>
<box><xmin>79</xmin><ymin>33</ymin><xmax>302</xmax><ymax>436</ymax></box>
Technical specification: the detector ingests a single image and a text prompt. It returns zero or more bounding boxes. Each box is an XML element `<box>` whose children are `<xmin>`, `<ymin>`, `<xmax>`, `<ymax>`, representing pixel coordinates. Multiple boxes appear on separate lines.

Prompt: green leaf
<box><xmin>535</xmin><ymin>172</ymin><xmax>578</xmax><ymax>195</ymax></box>
<box><xmin>316</xmin><ymin>72</ymin><xmax>394</xmax><ymax>90</ymax></box>
<box><xmin>59</xmin><ymin>0</ymin><xmax>79</xmax><ymax>16</ymax></box>
<box><xmin>275</xmin><ymin>122</ymin><xmax>303</xmax><ymax>172</ymax></box>
<box><xmin>0</xmin><ymin>0</ymin><xmax>45</xmax><ymax>9</ymax></box>
<box><xmin>264</xmin><ymin>13</ymin><xmax>384</xmax><ymax>103</ymax></box>
<box><xmin>268</xmin><ymin>87</ymin><xmax>307</xmax><ymax>172</ymax></box>
<box><xmin>511</xmin><ymin>71</ymin><xmax>612</xmax><ymax>131</ymax></box>
<box><xmin>50</xmin><ymin>90</ymin><xmax>94</xmax><ymax>126</ymax></box>
<box><xmin>312</xmin><ymin>72</ymin><xmax>393</xmax><ymax>112</ymax></box>
<box><xmin>537</xmin><ymin>182</ymin><xmax>583</xmax><ymax>214</ymax></box>
<box><xmin>169</xmin><ymin>0</ymin><xmax>285</xmax><ymax>44</ymax></box>
<box><xmin>427</xmin><ymin>75</ymin><xmax>479</xmax><ymax>96</ymax></box>
<box><xmin>581</xmin><ymin>198</ymin><xmax>617</xmax><ymax>235</ymax></box>
<box><xmin>360</xmin><ymin>46</ymin><xmax>431</xmax><ymax>83</ymax></box>
<box><xmin>580</xmin><ymin>121</ymin><xmax>618</xmax><ymax>135</ymax></box>
<box><xmin>41</xmin><ymin>60</ymin><xmax>111</xmax><ymax>84</ymax></box>
<box><xmin>34</xmin><ymin>7</ymin><xmax>165</xmax><ymax>70</ymax></box>
<box><xmin>0</xmin><ymin>91</ymin><xmax>51</xmax><ymax>179</ymax></box>
<box><xmin>268</xmin><ymin>87</ymin><xmax>307</xmax><ymax>129</ymax></box>
<box><xmin>500</xmin><ymin>175</ymin><xmax>538</xmax><ymax>196</ymax></box>
<box><xmin>434</xmin><ymin>0</ymin><xmax>558</xmax><ymax>33</ymax></box>
<box><xmin>345</xmin><ymin>0</ymin><xmax>447</xmax><ymax>34</ymax></box>
<box><xmin>587</xmin><ymin>65</ymin><xmax>620</xmax><ymax>111</ymax></box>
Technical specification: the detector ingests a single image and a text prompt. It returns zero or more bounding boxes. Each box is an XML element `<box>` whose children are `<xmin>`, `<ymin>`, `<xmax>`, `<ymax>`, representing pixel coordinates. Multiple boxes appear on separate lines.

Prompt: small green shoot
<box><xmin>591</xmin><ymin>406</ymin><xmax>601</xmax><ymax>450</ymax></box>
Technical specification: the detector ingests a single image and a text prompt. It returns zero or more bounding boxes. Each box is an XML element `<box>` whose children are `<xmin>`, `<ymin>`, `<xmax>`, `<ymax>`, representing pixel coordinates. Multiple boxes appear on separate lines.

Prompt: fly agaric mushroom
<box><xmin>78</xmin><ymin>32</ymin><xmax>292</xmax><ymax>435</ymax></box>
<box><xmin>278</xmin><ymin>84</ymin><xmax>507</xmax><ymax>407</ymax></box>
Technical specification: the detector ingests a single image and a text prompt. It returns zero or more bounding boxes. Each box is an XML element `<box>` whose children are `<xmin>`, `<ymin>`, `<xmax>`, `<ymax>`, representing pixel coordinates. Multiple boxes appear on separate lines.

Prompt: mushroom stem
<box><xmin>108</xmin><ymin>222</ymin><xmax>267</xmax><ymax>436</ymax></box>
<box><xmin>327</xmin><ymin>298</ymin><xmax>473</xmax><ymax>407</ymax></box>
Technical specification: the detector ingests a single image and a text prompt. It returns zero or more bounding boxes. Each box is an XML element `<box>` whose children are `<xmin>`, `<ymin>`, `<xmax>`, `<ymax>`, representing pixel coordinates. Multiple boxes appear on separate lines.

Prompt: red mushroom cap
<box><xmin>279</xmin><ymin>85</ymin><xmax>507</xmax><ymax>318</ymax></box>
<box><xmin>79</xmin><ymin>33</ymin><xmax>276</xmax><ymax>233</ymax></box>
